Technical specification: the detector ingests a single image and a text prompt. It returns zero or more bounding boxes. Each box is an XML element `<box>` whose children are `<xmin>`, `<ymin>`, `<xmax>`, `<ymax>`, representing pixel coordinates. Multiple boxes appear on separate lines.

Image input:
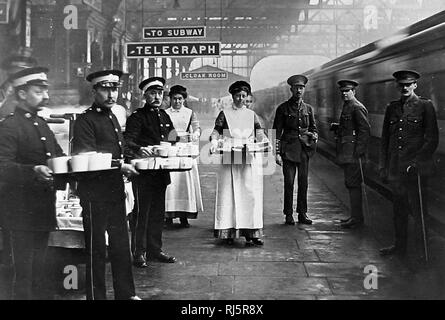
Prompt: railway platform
<box><xmin>1</xmin><ymin>115</ymin><xmax>444</xmax><ymax>300</ymax></box>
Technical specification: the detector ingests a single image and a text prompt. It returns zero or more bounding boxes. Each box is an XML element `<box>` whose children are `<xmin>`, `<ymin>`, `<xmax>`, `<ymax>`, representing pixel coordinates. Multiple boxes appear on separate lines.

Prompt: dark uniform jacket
<box><xmin>124</xmin><ymin>103</ymin><xmax>177</xmax><ymax>186</ymax></box>
<box><xmin>72</xmin><ymin>104</ymin><xmax>126</xmax><ymax>202</ymax></box>
<box><xmin>273</xmin><ymin>98</ymin><xmax>318</xmax><ymax>162</ymax></box>
<box><xmin>0</xmin><ymin>108</ymin><xmax>64</xmax><ymax>231</ymax></box>
<box><xmin>335</xmin><ymin>98</ymin><xmax>371</xmax><ymax>164</ymax></box>
<box><xmin>379</xmin><ymin>94</ymin><xmax>439</xmax><ymax>178</ymax></box>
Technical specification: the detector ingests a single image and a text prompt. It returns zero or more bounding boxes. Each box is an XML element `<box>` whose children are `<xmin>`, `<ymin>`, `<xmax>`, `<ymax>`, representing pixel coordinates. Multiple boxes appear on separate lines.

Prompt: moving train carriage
<box><xmin>252</xmin><ymin>11</ymin><xmax>445</xmax><ymax>217</ymax></box>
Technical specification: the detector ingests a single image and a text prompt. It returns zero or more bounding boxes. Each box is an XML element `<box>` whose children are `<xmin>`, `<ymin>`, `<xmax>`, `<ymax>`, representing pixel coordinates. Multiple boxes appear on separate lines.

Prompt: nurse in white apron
<box><xmin>210</xmin><ymin>81</ymin><xmax>266</xmax><ymax>246</ymax></box>
<box><xmin>165</xmin><ymin>85</ymin><xmax>203</xmax><ymax>227</ymax></box>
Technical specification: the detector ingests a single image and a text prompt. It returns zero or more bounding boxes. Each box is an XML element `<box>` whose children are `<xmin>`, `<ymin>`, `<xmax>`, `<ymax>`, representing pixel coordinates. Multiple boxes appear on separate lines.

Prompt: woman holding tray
<box><xmin>209</xmin><ymin>81</ymin><xmax>267</xmax><ymax>246</ymax></box>
<box><xmin>164</xmin><ymin>85</ymin><xmax>203</xmax><ymax>228</ymax></box>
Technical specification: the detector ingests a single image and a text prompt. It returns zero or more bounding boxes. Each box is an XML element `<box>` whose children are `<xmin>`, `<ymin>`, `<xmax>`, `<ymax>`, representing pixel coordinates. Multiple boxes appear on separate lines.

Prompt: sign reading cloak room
<box><xmin>181</xmin><ymin>71</ymin><xmax>228</xmax><ymax>80</ymax></box>
<box><xmin>143</xmin><ymin>26</ymin><xmax>206</xmax><ymax>39</ymax></box>
<box><xmin>126</xmin><ymin>42</ymin><xmax>221</xmax><ymax>58</ymax></box>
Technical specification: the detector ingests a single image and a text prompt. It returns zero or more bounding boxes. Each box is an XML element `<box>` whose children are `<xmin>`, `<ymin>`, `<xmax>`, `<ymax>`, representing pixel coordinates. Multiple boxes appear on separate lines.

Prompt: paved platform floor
<box><xmin>118</xmin><ymin>152</ymin><xmax>445</xmax><ymax>300</ymax></box>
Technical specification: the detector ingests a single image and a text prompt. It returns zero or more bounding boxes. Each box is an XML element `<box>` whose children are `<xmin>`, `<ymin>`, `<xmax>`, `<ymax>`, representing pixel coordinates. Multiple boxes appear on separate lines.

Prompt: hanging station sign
<box><xmin>126</xmin><ymin>42</ymin><xmax>221</xmax><ymax>58</ymax></box>
<box><xmin>180</xmin><ymin>71</ymin><xmax>228</xmax><ymax>80</ymax></box>
<box><xmin>143</xmin><ymin>26</ymin><xmax>206</xmax><ymax>40</ymax></box>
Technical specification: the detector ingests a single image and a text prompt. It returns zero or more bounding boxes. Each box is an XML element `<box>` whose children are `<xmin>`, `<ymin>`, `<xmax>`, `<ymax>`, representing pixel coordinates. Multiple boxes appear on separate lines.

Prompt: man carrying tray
<box><xmin>124</xmin><ymin>77</ymin><xmax>178</xmax><ymax>267</ymax></box>
<box><xmin>72</xmin><ymin>70</ymin><xmax>140</xmax><ymax>300</ymax></box>
<box><xmin>0</xmin><ymin>67</ymin><xmax>64</xmax><ymax>299</ymax></box>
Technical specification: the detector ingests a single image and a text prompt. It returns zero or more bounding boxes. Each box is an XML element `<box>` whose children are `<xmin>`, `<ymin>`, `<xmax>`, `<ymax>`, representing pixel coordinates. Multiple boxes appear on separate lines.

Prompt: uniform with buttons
<box><xmin>333</xmin><ymin>80</ymin><xmax>371</xmax><ymax>226</ymax></box>
<box><xmin>71</xmin><ymin>70</ymin><xmax>136</xmax><ymax>300</ymax></box>
<box><xmin>124</xmin><ymin>77</ymin><xmax>178</xmax><ymax>261</ymax></box>
<box><xmin>380</xmin><ymin>94</ymin><xmax>438</xmax><ymax>179</ymax></box>
<box><xmin>272</xmin><ymin>75</ymin><xmax>318</xmax><ymax>220</ymax></box>
<box><xmin>379</xmin><ymin>70</ymin><xmax>439</xmax><ymax>255</ymax></box>
<box><xmin>72</xmin><ymin>106</ymin><xmax>126</xmax><ymax>201</ymax></box>
<box><xmin>0</xmin><ymin>108</ymin><xmax>65</xmax><ymax>231</ymax></box>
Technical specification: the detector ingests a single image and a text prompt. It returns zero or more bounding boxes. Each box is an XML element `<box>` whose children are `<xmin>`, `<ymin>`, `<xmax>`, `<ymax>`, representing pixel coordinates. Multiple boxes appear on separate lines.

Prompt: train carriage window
<box><xmin>429</xmin><ymin>73</ymin><xmax>445</xmax><ymax>120</ymax></box>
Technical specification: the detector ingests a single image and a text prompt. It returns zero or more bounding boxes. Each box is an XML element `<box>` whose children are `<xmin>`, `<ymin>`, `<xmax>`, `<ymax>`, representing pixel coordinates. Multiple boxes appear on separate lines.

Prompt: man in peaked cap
<box><xmin>379</xmin><ymin>70</ymin><xmax>438</xmax><ymax>259</ymax></box>
<box><xmin>0</xmin><ymin>55</ymin><xmax>38</xmax><ymax>120</ymax></box>
<box><xmin>72</xmin><ymin>69</ymin><xmax>140</xmax><ymax>300</ymax></box>
<box><xmin>331</xmin><ymin>80</ymin><xmax>370</xmax><ymax>229</ymax></box>
<box><xmin>125</xmin><ymin>76</ymin><xmax>178</xmax><ymax>266</ymax></box>
<box><xmin>273</xmin><ymin>74</ymin><xmax>318</xmax><ymax>226</ymax></box>
<box><xmin>0</xmin><ymin>67</ymin><xmax>65</xmax><ymax>299</ymax></box>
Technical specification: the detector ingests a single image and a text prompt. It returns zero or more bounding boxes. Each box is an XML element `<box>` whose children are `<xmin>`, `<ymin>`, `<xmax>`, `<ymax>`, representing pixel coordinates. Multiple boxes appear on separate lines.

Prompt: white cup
<box><xmin>100</xmin><ymin>153</ymin><xmax>112</xmax><ymax>169</ymax></box>
<box><xmin>135</xmin><ymin>159</ymin><xmax>149</xmax><ymax>170</ymax></box>
<box><xmin>147</xmin><ymin>157</ymin><xmax>156</xmax><ymax>169</ymax></box>
<box><xmin>71</xmin><ymin>154</ymin><xmax>90</xmax><ymax>172</ymax></box>
<box><xmin>180</xmin><ymin>157</ymin><xmax>193</xmax><ymax>169</ymax></box>
<box><xmin>48</xmin><ymin>156</ymin><xmax>71</xmax><ymax>174</ymax></box>
<box><xmin>88</xmin><ymin>153</ymin><xmax>103</xmax><ymax>171</ymax></box>
<box><xmin>168</xmin><ymin>146</ymin><xmax>178</xmax><ymax>157</ymax></box>
<box><xmin>156</xmin><ymin>146</ymin><xmax>169</xmax><ymax>157</ymax></box>
<box><xmin>71</xmin><ymin>206</ymin><xmax>83</xmax><ymax>218</ymax></box>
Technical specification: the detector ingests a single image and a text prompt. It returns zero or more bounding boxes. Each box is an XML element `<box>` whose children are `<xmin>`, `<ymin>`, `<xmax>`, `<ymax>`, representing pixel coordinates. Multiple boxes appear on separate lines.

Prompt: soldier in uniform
<box><xmin>72</xmin><ymin>70</ymin><xmax>140</xmax><ymax>300</ymax></box>
<box><xmin>331</xmin><ymin>80</ymin><xmax>371</xmax><ymax>229</ymax></box>
<box><xmin>124</xmin><ymin>77</ymin><xmax>178</xmax><ymax>267</ymax></box>
<box><xmin>379</xmin><ymin>70</ymin><xmax>439</xmax><ymax>257</ymax></box>
<box><xmin>273</xmin><ymin>75</ymin><xmax>318</xmax><ymax>225</ymax></box>
<box><xmin>0</xmin><ymin>67</ymin><xmax>64</xmax><ymax>299</ymax></box>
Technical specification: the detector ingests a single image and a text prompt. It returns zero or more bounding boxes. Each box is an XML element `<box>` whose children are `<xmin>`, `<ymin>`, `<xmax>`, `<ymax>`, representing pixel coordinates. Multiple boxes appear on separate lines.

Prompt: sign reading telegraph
<box><xmin>181</xmin><ymin>71</ymin><xmax>228</xmax><ymax>80</ymax></box>
<box><xmin>126</xmin><ymin>42</ymin><xmax>221</xmax><ymax>58</ymax></box>
<box><xmin>143</xmin><ymin>26</ymin><xmax>206</xmax><ymax>39</ymax></box>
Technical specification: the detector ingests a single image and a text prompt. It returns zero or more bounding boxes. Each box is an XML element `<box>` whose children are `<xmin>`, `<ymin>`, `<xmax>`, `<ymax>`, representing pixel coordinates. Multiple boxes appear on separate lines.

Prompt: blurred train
<box><xmin>252</xmin><ymin>10</ymin><xmax>445</xmax><ymax>201</ymax></box>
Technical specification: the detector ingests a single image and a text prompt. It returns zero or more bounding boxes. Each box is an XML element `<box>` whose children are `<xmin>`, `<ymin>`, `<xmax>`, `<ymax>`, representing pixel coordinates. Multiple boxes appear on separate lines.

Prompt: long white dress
<box><xmin>165</xmin><ymin>106</ymin><xmax>203</xmax><ymax>219</ymax></box>
<box><xmin>213</xmin><ymin>106</ymin><xmax>264</xmax><ymax>239</ymax></box>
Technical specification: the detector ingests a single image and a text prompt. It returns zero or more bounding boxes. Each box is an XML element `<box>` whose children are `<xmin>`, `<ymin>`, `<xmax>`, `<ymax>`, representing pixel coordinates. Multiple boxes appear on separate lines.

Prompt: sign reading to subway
<box><xmin>126</xmin><ymin>42</ymin><xmax>221</xmax><ymax>58</ymax></box>
<box><xmin>143</xmin><ymin>26</ymin><xmax>206</xmax><ymax>39</ymax></box>
<box><xmin>181</xmin><ymin>71</ymin><xmax>228</xmax><ymax>80</ymax></box>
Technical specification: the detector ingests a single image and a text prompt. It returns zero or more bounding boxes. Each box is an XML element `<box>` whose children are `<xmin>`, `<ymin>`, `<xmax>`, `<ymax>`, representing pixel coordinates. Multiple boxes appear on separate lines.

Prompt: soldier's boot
<box><xmin>285</xmin><ymin>214</ymin><xmax>295</xmax><ymax>225</ymax></box>
<box><xmin>298</xmin><ymin>213</ymin><xmax>312</xmax><ymax>225</ymax></box>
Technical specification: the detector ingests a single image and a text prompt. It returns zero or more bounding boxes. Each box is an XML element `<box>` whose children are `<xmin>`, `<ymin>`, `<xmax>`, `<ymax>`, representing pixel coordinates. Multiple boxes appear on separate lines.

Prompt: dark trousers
<box><xmin>343</xmin><ymin>163</ymin><xmax>363</xmax><ymax>221</ymax></box>
<box><xmin>9</xmin><ymin>231</ymin><xmax>50</xmax><ymax>300</ymax></box>
<box><xmin>132</xmin><ymin>180</ymin><xmax>167</xmax><ymax>256</ymax></box>
<box><xmin>282</xmin><ymin>153</ymin><xmax>309</xmax><ymax>215</ymax></box>
<box><xmin>81</xmin><ymin>200</ymin><xmax>135</xmax><ymax>300</ymax></box>
<box><xmin>390</xmin><ymin>174</ymin><xmax>429</xmax><ymax>252</ymax></box>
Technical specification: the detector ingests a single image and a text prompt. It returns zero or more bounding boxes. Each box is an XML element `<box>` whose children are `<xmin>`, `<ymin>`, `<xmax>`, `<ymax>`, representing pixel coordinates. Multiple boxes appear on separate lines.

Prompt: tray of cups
<box><xmin>48</xmin><ymin>152</ymin><xmax>119</xmax><ymax>177</ymax></box>
<box><xmin>151</xmin><ymin>142</ymin><xmax>200</xmax><ymax>158</ymax></box>
<box><xmin>131</xmin><ymin>157</ymin><xmax>193</xmax><ymax>172</ymax></box>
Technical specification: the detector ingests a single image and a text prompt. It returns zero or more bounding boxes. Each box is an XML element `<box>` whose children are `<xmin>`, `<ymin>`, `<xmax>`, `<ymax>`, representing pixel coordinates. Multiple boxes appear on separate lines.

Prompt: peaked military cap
<box><xmin>393</xmin><ymin>70</ymin><xmax>420</xmax><ymax>84</ymax></box>
<box><xmin>139</xmin><ymin>77</ymin><xmax>166</xmax><ymax>92</ymax></box>
<box><xmin>229</xmin><ymin>80</ymin><xmax>251</xmax><ymax>95</ymax></box>
<box><xmin>287</xmin><ymin>74</ymin><xmax>308</xmax><ymax>87</ymax></box>
<box><xmin>86</xmin><ymin>70</ymin><xmax>123</xmax><ymax>88</ymax></box>
<box><xmin>169</xmin><ymin>84</ymin><xmax>188</xmax><ymax>98</ymax></box>
<box><xmin>9</xmin><ymin>67</ymin><xmax>49</xmax><ymax>88</ymax></box>
<box><xmin>338</xmin><ymin>79</ymin><xmax>359</xmax><ymax>91</ymax></box>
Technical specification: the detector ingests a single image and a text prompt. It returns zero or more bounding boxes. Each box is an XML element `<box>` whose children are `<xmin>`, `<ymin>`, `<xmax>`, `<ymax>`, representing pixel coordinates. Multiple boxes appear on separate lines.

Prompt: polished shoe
<box><xmin>340</xmin><ymin>217</ymin><xmax>352</xmax><ymax>223</ymax></box>
<box><xmin>180</xmin><ymin>218</ymin><xmax>190</xmax><ymax>228</ymax></box>
<box><xmin>340</xmin><ymin>218</ymin><xmax>363</xmax><ymax>229</ymax></box>
<box><xmin>133</xmin><ymin>254</ymin><xmax>148</xmax><ymax>268</ymax></box>
<box><xmin>129</xmin><ymin>295</ymin><xmax>142</xmax><ymax>300</ymax></box>
<box><xmin>298</xmin><ymin>213</ymin><xmax>312</xmax><ymax>225</ymax></box>
<box><xmin>252</xmin><ymin>238</ymin><xmax>264</xmax><ymax>246</ymax></box>
<box><xmin>379</xmin><ymin>245</ymin><xmax>406</xmax><ymax>257</ymax></box>
<box><xmin>164</xmin><ymin>218</ymin><xmax>173</xmax><ymax>228</ymax></box>
<box><xmin>149</xmin><ymin>252</ymin><xmax>177</xmax><ymax>263</ymax></box>
<box><xmin>285</xmin><ymin>215</ymin><xmax>296</xmax><ymax>225</ymax></box>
